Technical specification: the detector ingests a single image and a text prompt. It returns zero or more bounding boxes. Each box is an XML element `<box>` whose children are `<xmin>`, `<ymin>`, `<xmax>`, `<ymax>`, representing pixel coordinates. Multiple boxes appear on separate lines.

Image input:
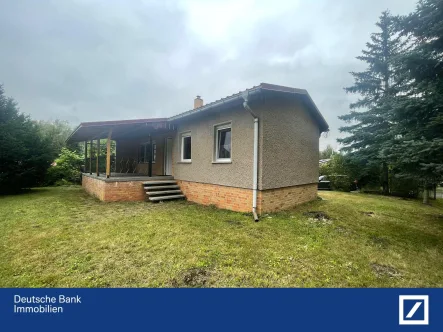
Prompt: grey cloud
<box><xmin>0</xmin><ymin>0</ymin><xmax>416</xmax><ymax>149</ymax></box>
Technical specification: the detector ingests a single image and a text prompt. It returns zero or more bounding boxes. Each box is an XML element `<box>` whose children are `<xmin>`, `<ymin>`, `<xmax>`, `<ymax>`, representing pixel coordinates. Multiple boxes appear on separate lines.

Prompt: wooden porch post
<box><xmin>84</xmin><ymin>141</ymin><xmax>88</xmax><ymax>173</ymax></box>
<box><xmin>89</xmin><ymin>139</ymin><xmax>93</xmax><ymax>175</ymax></box>
<box><xmin>96</xmin><ymin>139</ymin><xmax>100</xmax><ymax>176</ymax></box>
<box><xmin>106</xmin><ymin>129</ymin><xmax>113</xmax><ymax>178</ymax></box>
<box><xmin>148</xmin><ymin>135</ymin><xmax>152</xmax><ymax>177</ymax></box>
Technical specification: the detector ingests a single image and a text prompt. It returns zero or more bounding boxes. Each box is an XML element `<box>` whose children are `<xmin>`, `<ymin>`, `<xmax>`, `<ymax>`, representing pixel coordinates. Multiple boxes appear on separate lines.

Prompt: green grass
<box><xmin>1</xmin><ymin>186</ymin><xmax>442</xmax><ymax>287</ymax></box>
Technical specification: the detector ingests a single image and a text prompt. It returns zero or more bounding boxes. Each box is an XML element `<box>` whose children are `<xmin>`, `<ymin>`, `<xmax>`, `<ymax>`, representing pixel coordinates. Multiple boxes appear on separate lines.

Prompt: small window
<box><xmin>139</xmin><ymin>141</ymin><xmax>156</xmax><ymax>163</ymax></box>
<box><xmin>181</xmin><ymin>133</ymin><xmax>191</xmax><ymax>162</ymax></box>
<box><xmin>215</xmin><ymin>123</ymin><xmax>232</xmax><ymax>161</ymax></box>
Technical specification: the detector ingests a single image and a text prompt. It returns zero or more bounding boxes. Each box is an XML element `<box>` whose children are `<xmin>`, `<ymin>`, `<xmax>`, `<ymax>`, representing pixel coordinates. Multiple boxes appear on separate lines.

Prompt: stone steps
<box><xmin>143</xmin><ymin>179</ymin><xmax>185</xmax><ymax>202</ymax></box>
<box><xmin>148</xmin><ymin>194</ymin><xmax>185</xmax><ymax>202</ymax></box>
<box><xmin>144</xmin><ymin>185</ymin><xmax>180</xmax><ymax>190</ymax></box>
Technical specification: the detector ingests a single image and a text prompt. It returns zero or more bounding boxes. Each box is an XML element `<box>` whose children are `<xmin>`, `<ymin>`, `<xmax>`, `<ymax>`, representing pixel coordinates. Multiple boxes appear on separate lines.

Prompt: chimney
<box><xmin>194</xmin><ymin>95</ymin><xmax>203</xmax><ymax>109</ymax></box>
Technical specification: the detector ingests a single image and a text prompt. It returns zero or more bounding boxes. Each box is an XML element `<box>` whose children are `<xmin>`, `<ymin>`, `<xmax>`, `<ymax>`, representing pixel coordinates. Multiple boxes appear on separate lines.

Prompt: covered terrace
<box><xmin>67</xmin><ymin>118</ymin><xmax>176</xmax><ymax>179</ymax></box>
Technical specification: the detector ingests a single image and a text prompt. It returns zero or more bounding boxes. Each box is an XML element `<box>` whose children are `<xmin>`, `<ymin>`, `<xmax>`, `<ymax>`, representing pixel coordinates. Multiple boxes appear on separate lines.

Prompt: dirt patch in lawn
<box><xmin>303</xmin><ymin>211</ymin><xmax>332</xmax><ymax>224</ymax></box>
<box><xmin>371</xmin><ymin>263</ymin><xmax>401</xmax><ymax>278</ymax></box>
<box><xmin>304</xmin><ymin>211</ymin><xmax>331</xmax><ymax>220</ymax></box>
<box><xmin>172</xmin><ymin>267</ymin><xmax>211</xmax><ymax>287</ymax></box>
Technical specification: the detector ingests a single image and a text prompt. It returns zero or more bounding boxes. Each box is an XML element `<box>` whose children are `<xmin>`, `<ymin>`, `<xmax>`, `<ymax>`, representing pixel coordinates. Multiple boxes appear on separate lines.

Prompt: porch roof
<box><xmin>67</xmin><ymin>118</ymin><xmax>172</xmax><ymax>143</ymax></box>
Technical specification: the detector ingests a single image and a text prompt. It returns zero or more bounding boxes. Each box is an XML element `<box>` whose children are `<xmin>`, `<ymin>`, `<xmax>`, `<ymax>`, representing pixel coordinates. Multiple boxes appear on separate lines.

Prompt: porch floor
<box><xmin>82</xmin><ymin>173</ymin><xmax>173</xmax><ymax>183</ymax></box>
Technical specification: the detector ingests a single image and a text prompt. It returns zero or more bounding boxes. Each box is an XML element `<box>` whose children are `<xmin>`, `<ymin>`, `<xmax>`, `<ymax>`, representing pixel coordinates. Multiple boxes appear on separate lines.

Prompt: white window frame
<box><xmin>180</xmin><ymin>132</ymin><xmax>192</xmax><ymax>162</ymax></box>
<box><xmin>214</xmin><ymin>122</ymin><xmax>232</xmax><ymax>163</ymax></box>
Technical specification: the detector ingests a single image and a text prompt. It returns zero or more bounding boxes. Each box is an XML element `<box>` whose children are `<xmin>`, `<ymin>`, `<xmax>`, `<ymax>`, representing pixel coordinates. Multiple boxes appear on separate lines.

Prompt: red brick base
<box><xmin>82</xmin><ymin>175</ymin><xmax>145</xmax><ymax>202</ymax></box>
<box><xmin>177</xmin><ymin>180</ymin><xmax>317</xmax><ymax>214</ymax></box>
<box><xmin>257</xmin><ymin>183</ymin><xmax>317</xmax><ymax>213</ymax></box>
<box><xmin>82</xmin><ymin>175</ymin><xmax>317</xmax><ymax>213</ymax></box>
<box><xmin>177</xmin><ymin>180</ymin><xmax>252</xmax><ymax>212</ymax></box>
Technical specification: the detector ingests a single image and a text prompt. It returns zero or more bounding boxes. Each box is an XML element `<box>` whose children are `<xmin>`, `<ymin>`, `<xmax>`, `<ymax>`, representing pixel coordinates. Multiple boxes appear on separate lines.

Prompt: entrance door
<box><xmin>164</xmin><ymin>137</ymin><xmax>173</xmax><ymax>175</ymax></box>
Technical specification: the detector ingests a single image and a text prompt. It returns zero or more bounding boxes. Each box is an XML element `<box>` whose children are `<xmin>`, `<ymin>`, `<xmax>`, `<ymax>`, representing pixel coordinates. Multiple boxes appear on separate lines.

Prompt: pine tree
<box><xmin>338</xmin><ymin>11</ymin><xmax>408</xmax><ymax>194</ymax></box>
<box><xmin>385</xmin><ymin>0</ymin><xmax>443</xmax><ymax>203</ymax></box>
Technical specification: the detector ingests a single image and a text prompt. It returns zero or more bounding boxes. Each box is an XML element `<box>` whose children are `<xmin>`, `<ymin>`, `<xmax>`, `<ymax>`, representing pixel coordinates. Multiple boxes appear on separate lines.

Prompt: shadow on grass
<box><xmin>0</xmin><ymin>187</ymin><xmax>53</xmax><ymax>197</ymax></box>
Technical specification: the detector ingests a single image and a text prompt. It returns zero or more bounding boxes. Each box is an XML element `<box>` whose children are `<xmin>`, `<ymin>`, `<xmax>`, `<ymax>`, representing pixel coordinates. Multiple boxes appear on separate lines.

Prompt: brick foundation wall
<box><xmin>81</xmin><ymin>175</ymin><xmax>317</xmax><ymax>211</ymax></box>
<box><xmin>177</xmin><ymin>180</ymin><xmax>252</xmax><ymax>213</ymax></box>
<box><xmin>257</xmin><ymin>183</ymin><xmax>317</xmax><ymax>213</ymax></box>
<box><xmin>176</xmin><ymin>180</ymin><xmax>317</xmax><ymax>214</ymax></box>
<box><xmin>82</xmin><ymin>175</ymin><xmax>145</xmax><ymax>202</ymax></box>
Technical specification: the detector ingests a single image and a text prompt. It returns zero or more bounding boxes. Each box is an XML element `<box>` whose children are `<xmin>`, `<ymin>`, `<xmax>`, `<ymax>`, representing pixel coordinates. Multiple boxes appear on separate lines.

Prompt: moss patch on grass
<box><xmin>0</xmin><ymin>186</ymin><xmax>442</xmax><ymax>287</ymax></box>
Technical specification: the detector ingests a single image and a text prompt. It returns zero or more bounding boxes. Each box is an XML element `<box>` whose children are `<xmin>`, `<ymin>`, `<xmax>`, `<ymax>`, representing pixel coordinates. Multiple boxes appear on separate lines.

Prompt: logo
<box><xmin>399</xmin><ymin>295</ymin><xmax>429</xmax><ymax>325</ymax></box>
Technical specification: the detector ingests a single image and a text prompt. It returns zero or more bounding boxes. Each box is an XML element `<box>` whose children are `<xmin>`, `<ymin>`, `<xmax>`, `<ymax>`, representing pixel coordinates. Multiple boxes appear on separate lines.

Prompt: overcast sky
<box><xmin>0</xmin><ymin>0</ymin><xmax>417</xmax><ymax>149</ymax></box>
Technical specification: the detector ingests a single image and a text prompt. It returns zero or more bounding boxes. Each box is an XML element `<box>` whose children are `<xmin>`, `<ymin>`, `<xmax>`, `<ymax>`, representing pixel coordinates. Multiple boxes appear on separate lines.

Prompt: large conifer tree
<box><xmin>0</xmin><ymin>85</ymin><xmax>52</xmax><ymax>193</ymax></box>
<box><xmin>385</xmin><ymin>0</ymin><xmax>443</xmax><ymax>203</ymax></box>
<box><xmin>338</xmin><ymin>11</ymin><xmax>408</xmax><ymax>194</ymax></box>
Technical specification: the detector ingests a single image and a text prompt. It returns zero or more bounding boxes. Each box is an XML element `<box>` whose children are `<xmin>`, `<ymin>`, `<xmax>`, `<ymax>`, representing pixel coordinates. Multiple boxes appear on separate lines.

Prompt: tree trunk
<box><xmin>433</xmin><ymin>183</ymin><xmax>437</xmax><ymax>200</ymax></box>
<box><xmin>382</xmin><ymin>162</ymin><xmax>389</xmax><ymax>195</ymax></box>
<box><xmin>423</xmin><ymin>185</ymin><xmax>429</xmax><ymax>204</ymax></box>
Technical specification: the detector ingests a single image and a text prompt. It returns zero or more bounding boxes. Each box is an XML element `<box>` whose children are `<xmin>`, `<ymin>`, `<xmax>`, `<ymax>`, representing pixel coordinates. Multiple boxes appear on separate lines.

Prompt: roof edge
<box><xmin>65</xmin><ymin>118</ymin><xmax>168</xmax><ymax>143</ymax></box>
<box><xmin>168</xmin><ymin>83</ymin><xmax>329</xmax><ymax>132</ymax></box>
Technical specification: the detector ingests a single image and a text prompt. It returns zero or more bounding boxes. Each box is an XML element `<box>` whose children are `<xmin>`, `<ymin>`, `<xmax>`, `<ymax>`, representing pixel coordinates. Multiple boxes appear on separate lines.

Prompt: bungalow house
<box><xmin>67</xmin><ymin>83</ymin><xmax>329</xmax><ymax>219</ymax></box>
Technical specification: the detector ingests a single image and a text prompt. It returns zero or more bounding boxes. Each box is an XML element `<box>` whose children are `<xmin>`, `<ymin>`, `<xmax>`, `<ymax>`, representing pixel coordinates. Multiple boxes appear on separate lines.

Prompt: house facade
<box><xmin>67</xmin><ymin>83</ymin><xmax>329</xmax><ymax>217</ymax></box>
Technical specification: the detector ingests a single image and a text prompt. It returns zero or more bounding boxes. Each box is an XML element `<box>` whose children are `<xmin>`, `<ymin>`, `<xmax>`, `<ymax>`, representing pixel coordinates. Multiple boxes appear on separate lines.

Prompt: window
<box><xmin>215</xmin><ymin>123</ymin><xmax>231</xmax><ymax>161</ymax></box>
<box><xmin>139</xmin><ymin>141</ymin><xmax>156</xmax><ymax>163</ymax></box>
<box><xmin>181</xmin><ymin>133</ymin><xmax>191</xmax><ymax>162</ymax></box>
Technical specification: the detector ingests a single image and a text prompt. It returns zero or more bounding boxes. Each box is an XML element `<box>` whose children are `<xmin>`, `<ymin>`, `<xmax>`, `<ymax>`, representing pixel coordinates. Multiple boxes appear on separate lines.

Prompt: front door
<box><xmin>164</xmin><ymin>137</ymin><xmax>173</xmax><ymax>175</ymax></box>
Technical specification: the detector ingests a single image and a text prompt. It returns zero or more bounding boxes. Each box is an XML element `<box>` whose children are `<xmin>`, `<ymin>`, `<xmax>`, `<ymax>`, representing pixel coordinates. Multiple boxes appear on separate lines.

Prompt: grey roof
<box><xmin>168</xmin><ymin>83</ymin><xmax>329</xmax><ymax>133</ymax></box>
<box><xmin>67</xmin><ymin>83</ymin><xmax>329</xmax><ymax>143</ymax></box>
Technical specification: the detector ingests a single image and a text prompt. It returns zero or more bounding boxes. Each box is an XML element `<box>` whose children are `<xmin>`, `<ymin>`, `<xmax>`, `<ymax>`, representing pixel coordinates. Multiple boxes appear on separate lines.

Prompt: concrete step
<box><xmin>146</xmin><ymin>190</ymin><xmax>182</xmax><ymax>196</ymax></box>
<box><xmin>148</xmin><ymin>194</ymin><xmax>185</xmax><ymax>202</ymax></box>
<box><xmin>145</xmin><ymin>185</ymin><xmax>180</xmax><ymax>190</ymax></box>
<box><xmin>143</xmin><ymin>180</ymin><xmax>177</xmax><ymax>185</ymax></box>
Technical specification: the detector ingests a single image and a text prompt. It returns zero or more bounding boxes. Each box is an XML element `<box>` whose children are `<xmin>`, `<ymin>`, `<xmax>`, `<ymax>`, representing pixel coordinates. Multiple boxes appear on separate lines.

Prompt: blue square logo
<box><xmin>399</xmin><ymin>295</ymin><xmax>429</xmax><ymax>325</ymax></box>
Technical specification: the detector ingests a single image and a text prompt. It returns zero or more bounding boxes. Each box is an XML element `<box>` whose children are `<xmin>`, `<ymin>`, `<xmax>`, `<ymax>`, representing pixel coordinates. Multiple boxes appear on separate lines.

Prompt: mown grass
<box><xmin>0</xmin><ymin>186</ymin><xmax>442</xmax><ymax>287</ymax></box>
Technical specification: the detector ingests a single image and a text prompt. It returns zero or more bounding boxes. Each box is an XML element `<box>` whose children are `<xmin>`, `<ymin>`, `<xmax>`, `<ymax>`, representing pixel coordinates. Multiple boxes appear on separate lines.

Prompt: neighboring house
<box><xmin>67</xmin><ymin>83</ymin><xmax>329</xmax><ymax>218</ymax></box>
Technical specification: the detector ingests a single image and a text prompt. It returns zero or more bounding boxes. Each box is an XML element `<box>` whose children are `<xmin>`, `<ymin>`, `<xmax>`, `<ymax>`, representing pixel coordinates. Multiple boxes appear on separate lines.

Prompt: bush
<box><xmin>329</xmin><ymin>175</ymin><xmax>351</xmax><ymax>192</ymax></box>
<box><xmin>319</xmin><ymin>154</ymin><xmax>356</xmax><ymax>192</ymax></box>
<box><xmin>390</xmin><ymin>176</ymin><xmax>419</xmax><ymax>198</ymax></box>
<box><xmin>46</xmin><ymin>148</ymin><xmax>83</xmax><ymax>185</ymax></box>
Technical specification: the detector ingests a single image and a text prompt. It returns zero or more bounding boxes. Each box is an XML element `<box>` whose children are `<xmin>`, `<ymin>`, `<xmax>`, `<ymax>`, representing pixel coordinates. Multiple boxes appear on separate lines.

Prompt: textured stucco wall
<box><xmin>172</xmin><ymin>97</ymin><xmax>320</xmax><ymax>191</ymax></box>
<box><xmin>173</xmin><ymin>105</ymin><xmax>255</xmax><ymax>189</ymax></box>
<box><xmin>257</xmin><ymin>96</ymin><xmax>320</xmax><ymax>190</ymax></box>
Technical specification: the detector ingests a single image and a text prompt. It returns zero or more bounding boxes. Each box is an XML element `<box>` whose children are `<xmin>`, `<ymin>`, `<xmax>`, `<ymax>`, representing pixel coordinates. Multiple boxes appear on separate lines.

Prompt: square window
<box><xmin>215</xmin><ymin>124</ymin><xmax>231</xmax><ymax>161</ymax></box>
<box><xmin>181</xmin><ymin>133</ymin><xmax>191</xmax><ymax>162</ymax></box>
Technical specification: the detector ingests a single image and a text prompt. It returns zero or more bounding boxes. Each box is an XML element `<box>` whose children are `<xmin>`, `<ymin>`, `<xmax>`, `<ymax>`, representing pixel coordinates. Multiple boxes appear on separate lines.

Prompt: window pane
<box><xmin>218</xmin><ymin>128</ymin><xmax>231</xmax><ymax>159</ymax></box>
<box><xmin>139</xmin><ymin>144</ymin><xmax>146</xmax><ymax>163</ymax></box>
<box><xmin>183</xmin><ymin>136</ymin><xmax>191</xmax><ymax>160</ymax></box>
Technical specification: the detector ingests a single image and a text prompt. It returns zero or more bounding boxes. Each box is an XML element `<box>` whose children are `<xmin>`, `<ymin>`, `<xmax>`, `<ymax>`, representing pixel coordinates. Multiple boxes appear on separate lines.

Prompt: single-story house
<box><xmin>67</xmin><ymin>83</ymin><xmax>329</xmax><ymax>219</ymax></box>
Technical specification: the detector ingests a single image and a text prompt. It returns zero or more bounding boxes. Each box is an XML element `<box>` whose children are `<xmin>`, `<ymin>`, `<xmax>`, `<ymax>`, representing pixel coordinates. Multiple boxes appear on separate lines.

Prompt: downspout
<box><xmin>242</xmin><ymin>92</ymin><xmax>260</xmax><ymax>222</ymax></box>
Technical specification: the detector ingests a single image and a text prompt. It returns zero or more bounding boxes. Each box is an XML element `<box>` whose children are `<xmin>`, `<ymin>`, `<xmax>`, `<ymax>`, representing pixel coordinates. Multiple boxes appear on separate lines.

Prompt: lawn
<box><xmin>0</xmin><ymin>186</ymin><xmax>442</xmax><ymax>287</ymax></box>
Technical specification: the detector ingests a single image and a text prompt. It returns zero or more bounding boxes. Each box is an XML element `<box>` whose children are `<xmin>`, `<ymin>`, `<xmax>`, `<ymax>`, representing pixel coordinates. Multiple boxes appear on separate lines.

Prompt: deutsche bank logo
<box><xmin>399</xmin><ymin>295</ymin><xmax>429</xmax><ymax>325</ymax></box>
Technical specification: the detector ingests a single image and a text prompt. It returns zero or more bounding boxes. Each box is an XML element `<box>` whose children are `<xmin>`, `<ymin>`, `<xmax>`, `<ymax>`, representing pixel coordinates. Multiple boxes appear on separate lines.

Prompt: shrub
<box><xmin>46</xmin><ymin>148</ymin><xmax>83</xmax><ymax>185</ymax></box>
<box><xmin>329</xmin><ymin>175</ymin><xmax>351</xmax><ymax>192</ymax></box>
